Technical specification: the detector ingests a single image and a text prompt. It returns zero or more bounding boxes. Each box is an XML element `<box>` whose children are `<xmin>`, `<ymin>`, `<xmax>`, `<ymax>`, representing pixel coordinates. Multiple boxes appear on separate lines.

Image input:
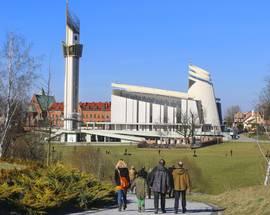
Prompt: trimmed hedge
<box><xmin>0</xmin><ymin>163</ymin><xmax>115</xmax><ymax>214</ymax></box>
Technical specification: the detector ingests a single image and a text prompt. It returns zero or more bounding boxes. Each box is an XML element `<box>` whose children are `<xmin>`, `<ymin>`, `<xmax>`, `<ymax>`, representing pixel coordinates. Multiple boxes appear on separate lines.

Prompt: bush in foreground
<box><xmin>0</xmin><ymin>163</ymin><xmax>115</xmax><ymax>214</ymax></box>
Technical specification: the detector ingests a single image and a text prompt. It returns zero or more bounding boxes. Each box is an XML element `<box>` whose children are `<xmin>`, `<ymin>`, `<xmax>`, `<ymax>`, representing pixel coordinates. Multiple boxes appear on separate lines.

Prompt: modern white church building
<box><xmin>111</xmin><ymin>65</ymin><xmax>222</xmax><ymax>133</ymax></box>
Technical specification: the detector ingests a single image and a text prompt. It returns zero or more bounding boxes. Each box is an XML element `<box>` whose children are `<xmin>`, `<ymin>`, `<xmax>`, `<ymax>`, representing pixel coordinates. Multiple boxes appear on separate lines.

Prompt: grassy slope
<box><xmin>0</xmin><ymin>161</ymin><xmax>25</xmax><ymax>170</ymax></box>
<box><xmin>189</xmin><ymin>185</ymin><xmax>270</xmax><ymax>215</ymax></box>
<box><xmin>53</xmin><ymin>141</ymin><xmax>270</xmax><ymax>195</ymax></box>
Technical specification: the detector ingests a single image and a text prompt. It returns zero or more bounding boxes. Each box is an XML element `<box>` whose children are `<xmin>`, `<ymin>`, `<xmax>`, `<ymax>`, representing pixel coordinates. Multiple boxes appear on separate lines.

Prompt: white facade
<box><xmin>188</xmin><ymin>65</ymin><xmax>220</xmax><ymax>128</ymax></box>
<box><xmin>111</xmin><ymin>65</ymin><xmax>221</xmax><ymax>130</ymax></box>
<box><xmin>111</xmin><ymin>88</ymin><xmax>201</xmax><ymax>126</ymax></box>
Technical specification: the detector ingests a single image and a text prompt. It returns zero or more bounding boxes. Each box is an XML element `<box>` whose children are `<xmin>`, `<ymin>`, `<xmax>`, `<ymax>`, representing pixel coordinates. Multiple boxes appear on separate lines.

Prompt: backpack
<box><xmin>118</xmin><ymin>169</ymin><xmax>129</xmax><ymax>189</ymax></box>
<box><xmin>120</xmin><ymin>176</ymin><xmax>129</xmax><ymax>189</ymax></box>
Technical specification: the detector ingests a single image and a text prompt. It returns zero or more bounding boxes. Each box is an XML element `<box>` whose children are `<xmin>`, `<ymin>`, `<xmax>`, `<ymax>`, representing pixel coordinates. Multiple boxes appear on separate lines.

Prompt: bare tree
<box><xmin>178</xmin><ymin>111</ymin><xmax>199</xmax><ymax>144</ymax></box>
<box><xmin>45</xmin><ymin>64</ymin><xmax>53</xmax><ymax>166</ymax></box>
<box><xmin>258</xmin><ymin>76</ymin><xmax>270</xmax><ymax>120</ymax></box>
<box><xmin>224</xmin><ymin>105</ymin><xmax>241</xmax><ymax>127</ymax></box>
<box><xmin>0</xmin><ymin>32</ymin><xmax>39</xmax><ymax>157</ymax></box>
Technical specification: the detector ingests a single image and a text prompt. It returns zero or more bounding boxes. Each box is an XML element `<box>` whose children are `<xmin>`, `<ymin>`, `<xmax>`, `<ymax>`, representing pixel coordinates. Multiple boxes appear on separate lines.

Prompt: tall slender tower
<box><xmin>62</xmin><ymin>1</ymin><xmax>83</xmax><ymax>142</ymax></box>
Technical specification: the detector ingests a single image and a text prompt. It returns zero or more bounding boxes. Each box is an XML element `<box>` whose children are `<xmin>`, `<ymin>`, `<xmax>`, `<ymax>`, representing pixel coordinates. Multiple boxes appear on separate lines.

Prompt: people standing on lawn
<box><xmin>130</xmin><ymin>169</ymin><xmax>148</xmax><ymax>213</ymax></box>
<box><xmin>149</xmin><ymin>159</ymin><xmax>171</xmax><ymax>214</ymax></box>
<box><xmin>114</xmin><ymin>159</ymin><xmax>130</xmax><ymax>211</ymax></box>
<box><xmin>172</xmin><ymin>161</ymin><xmax>191</xmax><ymax>214</ymax></box>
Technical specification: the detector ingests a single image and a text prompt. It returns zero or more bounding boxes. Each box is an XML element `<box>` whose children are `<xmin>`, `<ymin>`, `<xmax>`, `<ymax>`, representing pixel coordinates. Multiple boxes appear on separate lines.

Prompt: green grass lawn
<box><xmin>51</xmin><ymin>141</ymin><xmax>270</xmax><ymax>195</ymax></box>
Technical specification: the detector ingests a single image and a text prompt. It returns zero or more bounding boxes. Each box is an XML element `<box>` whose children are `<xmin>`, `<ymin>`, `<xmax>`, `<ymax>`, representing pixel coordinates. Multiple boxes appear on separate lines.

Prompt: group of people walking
<box><xmin>114</xmin><ymin>159</ymin><xmax>191</xmax><ymax>214</ymax></box>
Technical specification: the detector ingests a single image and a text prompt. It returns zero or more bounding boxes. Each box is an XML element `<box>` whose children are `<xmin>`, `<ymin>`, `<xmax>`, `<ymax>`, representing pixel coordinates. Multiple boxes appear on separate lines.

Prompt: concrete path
<box><xmin>71</xmin><ymin>194</ymin><xmax>222</xmax><ymax>215</ymax></box>
<box><xmin>234</xmin><ymin>134</ymin><xmax>257</xmax><ymax>143</ymax></box>
<box><xmin>233</xmin><ymin>134</ymin><xmax>270</xmax><ymax>143</ymax></box>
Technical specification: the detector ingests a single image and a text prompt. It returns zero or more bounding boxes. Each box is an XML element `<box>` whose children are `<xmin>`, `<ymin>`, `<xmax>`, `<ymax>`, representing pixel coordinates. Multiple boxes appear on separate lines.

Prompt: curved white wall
<box><xmin>188</xmin><ymin>65</ymin><xmax>220</xmax><ymax>129</ymax></box>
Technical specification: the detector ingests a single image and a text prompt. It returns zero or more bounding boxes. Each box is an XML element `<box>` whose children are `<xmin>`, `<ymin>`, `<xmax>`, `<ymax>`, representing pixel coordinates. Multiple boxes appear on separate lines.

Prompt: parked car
<box><xmin>227</xmin><ymin>128</ymin><xmax>240</xmax><ymax>139</ymax></box>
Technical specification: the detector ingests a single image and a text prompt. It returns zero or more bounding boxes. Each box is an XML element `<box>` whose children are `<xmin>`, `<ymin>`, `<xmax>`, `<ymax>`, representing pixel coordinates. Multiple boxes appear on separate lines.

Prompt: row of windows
<box><xmin>50</xmin><ymin>114</ymin><xmax>61</xmax><ymax>119</ymax></box>
<box><xmin>83</xmin><ymin>114</ymin><xmax>110</xmax><ymax>119</ymax></box>
<box><xmin>49</xmin><ymin>113</ymin><xmax>110</xmax><ymax>120</ymax></box>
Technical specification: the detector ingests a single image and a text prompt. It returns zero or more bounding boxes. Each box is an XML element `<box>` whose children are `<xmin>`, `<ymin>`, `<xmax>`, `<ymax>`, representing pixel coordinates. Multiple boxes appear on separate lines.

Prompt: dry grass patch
<box><xmin>189</xmin><ymin>185</ymin><xmax>270</xmax><ymax>215</ymax></box>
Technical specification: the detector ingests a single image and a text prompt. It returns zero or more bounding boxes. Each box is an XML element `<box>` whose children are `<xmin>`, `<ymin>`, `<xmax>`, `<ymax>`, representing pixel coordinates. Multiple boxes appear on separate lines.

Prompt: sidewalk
<box><xmin>70</xmin><ymin>194</ymin><xmax>222</xmax><ymax>215</ymax></box>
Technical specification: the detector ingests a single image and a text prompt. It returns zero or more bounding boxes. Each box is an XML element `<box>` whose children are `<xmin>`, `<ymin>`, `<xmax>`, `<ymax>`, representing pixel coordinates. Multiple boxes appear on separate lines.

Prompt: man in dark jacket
<box><xmin>172</xmin><ymin>161</ymin><xmax>191</xmax><ymax>214</ymax></box>
<box><xmin>149</xmin><ymin>159</ymin><xmax>170</xmax><ymax>214</ymax></box>
<box><xmin>168</xmin><ymin>165</ymin><xmax>175</xmax><ymax>198</ymax></box>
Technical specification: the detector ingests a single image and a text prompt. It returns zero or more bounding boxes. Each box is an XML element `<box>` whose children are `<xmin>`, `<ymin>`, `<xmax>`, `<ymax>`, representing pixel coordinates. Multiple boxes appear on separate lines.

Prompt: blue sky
<box><xmin>1</xmin><ymin>0</ymin><xmax>270</xmax><ymax>112</ymax></box>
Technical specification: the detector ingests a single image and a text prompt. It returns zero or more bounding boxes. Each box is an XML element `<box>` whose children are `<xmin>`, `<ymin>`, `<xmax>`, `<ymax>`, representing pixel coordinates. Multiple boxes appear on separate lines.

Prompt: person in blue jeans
<box><xmin>114</xmin><ymin>159</ymin><xmax>130</xmax><ymax>211</ymax></box>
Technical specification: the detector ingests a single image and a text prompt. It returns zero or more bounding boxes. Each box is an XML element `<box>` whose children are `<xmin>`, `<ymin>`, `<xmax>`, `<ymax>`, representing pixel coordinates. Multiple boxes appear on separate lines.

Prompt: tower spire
<box><xmin>66</xmin><ymin>0</ymin><xmax>68</xmax><ymax>25</ymax></box>
<box><xmin>62</xmin><ymin>0</ymin><xmax>83</xmax><ymax>142</ymax></box>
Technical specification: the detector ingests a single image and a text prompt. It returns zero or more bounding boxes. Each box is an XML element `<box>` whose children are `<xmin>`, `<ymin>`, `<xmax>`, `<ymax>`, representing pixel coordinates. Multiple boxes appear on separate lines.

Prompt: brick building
<box><xmin>48</xmin><ymin>102</ymin><xmax>64</xmax><ymax>127</ymax></box>
<box><xmin>26</xmin><ymin>90</ymin><xmax>55</xmax><ymax>127</ymax></box>
<box><xmin>79</xmin><ymin>102</ymin><xmax>111</xmax><ymax>123</ymax></box>
<box><xmin>48</xmin><ymin>102</ymin><xmax>111</xmax><ymax>127</ymax></box>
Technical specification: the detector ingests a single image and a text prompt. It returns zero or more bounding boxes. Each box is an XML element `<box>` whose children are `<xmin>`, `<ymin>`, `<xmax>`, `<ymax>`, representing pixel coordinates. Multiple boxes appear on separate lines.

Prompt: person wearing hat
<box><xmin>149</xmin><ymin>159</ymin><xmax>171</xmax><ymax>214</ymax></box>
<box><xmin>172</xmin><ymin>161</ymin><xmax>191</xmax><ymax>214</ymax></box>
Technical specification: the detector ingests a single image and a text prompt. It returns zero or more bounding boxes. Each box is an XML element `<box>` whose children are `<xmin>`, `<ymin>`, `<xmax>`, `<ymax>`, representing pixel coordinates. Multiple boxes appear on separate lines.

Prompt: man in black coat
<box><xmin>149</xmin><ymin>159</ymin><xmax>171</xmax><ymax>214</ymax></box>
<box><xmin>168</xmin><ymin>165</ymin><xmax>175</xmax><ymax>198</ymax></box>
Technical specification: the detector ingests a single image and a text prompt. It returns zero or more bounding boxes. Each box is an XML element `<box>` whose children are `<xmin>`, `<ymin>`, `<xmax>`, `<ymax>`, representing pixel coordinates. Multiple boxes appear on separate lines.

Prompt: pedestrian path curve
<box><xmin>71</xmin><ymin>194</ymin><xmax>222</xmax><ymax>215</ymax></box>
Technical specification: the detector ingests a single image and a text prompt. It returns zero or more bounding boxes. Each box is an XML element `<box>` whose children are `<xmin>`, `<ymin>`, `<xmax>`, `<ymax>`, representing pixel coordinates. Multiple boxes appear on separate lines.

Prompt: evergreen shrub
<box><xmin>0</xmin><ymin>163</ymin><xmax>115</xmax><ymax>214</ymax></box>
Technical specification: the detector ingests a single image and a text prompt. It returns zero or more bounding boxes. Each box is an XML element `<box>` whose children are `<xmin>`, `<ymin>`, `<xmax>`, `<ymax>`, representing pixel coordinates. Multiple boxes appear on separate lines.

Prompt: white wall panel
<box><xmin>181</xmin><ymin>100</ymin><xmax>187</xmax><ymax>116</ymax></box>
<box><xmin>160</xmin><ymin>105</ymin><xmax>164</xmax><ymax>123</ymax></box>
<box><xmin>168</xmin><ymin>106</ymin><xmax>174</xmax><ymax>124</ymax></box>
<box><xmin>111</xmin><ymin>95</ymin><xmax>126</xmax><ymax>123</ymax></box>
<box><xmin>152</xmin><ymin>104</ymin><xmax>161</xmax><ymax>123</ymax></box>
<box><xmin>146</xmin><ymin>103</ymin><xmax>150</xmax><ymax>123</ymax></box>
<box><xmin>188</xmin><ymin>100</ymin><xmax>197</xmax><ymax>115</ymax></box>
<box><xmin>132</xmin><ymin>99</ymin><xmax>137</xmax><ymax>123</ymax></box>
<box><xmin>188</xmin><ymin>100</ymin><xmax>200</xmax><ymax>124</ymax></box>
<box><xmin>139</xmin><ymin>101</ymin><xmax>146</xmax><ymax>123</ymax></box>
<box><xmin>126</xmin><ymin>98</ymin><xmax>134</xmax><ymax>123</ymax></box>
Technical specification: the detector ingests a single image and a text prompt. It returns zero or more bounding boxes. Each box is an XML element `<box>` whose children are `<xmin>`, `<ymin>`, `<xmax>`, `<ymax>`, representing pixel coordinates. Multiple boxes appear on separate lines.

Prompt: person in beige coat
<box><xmin>172</xmin><ymin>161</ymin><xmax>191</xmax><ymax>214</ymax></box>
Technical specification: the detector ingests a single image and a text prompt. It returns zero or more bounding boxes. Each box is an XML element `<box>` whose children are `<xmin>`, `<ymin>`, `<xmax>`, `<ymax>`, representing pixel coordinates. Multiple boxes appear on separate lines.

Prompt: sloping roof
<box><xmin>35</xmin><ymin>94</ymin><xmax>55</xmax><ymax>111</ymax></box>
<box><xmin>49</xmin><ymin>102</ymin><xmax>64</xmax><ymax>111</ymax></box>
<box><xmin>112</xmin><ymin>83</ymin><xmax>190</xmax><ymax>99</ymax></box>
<box><xmin>48</xmin><ymin>102</ymin><xmax>111</xmax><ymax>112</ymax></box>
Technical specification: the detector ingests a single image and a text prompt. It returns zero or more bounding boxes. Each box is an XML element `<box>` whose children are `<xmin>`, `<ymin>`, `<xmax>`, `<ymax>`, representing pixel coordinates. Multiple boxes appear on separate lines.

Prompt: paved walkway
<box><xmin>71</xmin><ymin>194</ymin><xmax>222</xmax><ymax>215</ymax></box>
<box><xmin>234</xmin><ymin>134</ymin><xmax>257</xmax><ymax>142</ymax></box>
